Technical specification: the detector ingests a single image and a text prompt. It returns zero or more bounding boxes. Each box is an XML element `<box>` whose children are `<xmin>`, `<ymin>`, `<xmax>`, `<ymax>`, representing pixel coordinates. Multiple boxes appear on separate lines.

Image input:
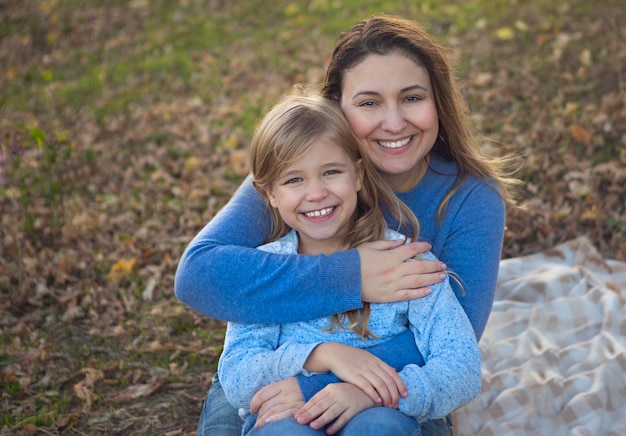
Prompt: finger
<box><xmin>348</xmin><ymin>375</ymin><xmax>382</xmax><ymax>405</ymax></box>
<box><xmin>256</xmin><ymin>406</ymin><xmax>301</xmax><ymax>429</ymax></box>
<box><xmin>407</xmin><ymin>240</ymin><xmax>432</xmax><ymax>255</ymax></box>
<box><xmin>373</xmin><ymin>368</ymin><xmax>404</xmax><ymax>408</ymax></box>
<box><xmin>360</xmin><ymin>239</ymin><xmax>406</xmax><ymax>251</ymax></box>
<box><xmin>400</xmin><ymin>269</ymin><xmax>446</xmax><ymax>287</ymax></box>
<box><xmin>309</xmin><ymin>402</ymin><xmax>347</xmax><ymax>430</ymax></box>
<box><xmin>250</xmin><ymin>383</ymin><xmax>281</xmax><ymax>414</ymax></box>
<box><xmin>367</xmin><ymin>371</ymin><xmax>398</xmax><ymax>408</ymax></box>
<box><xmin>325</xmin><ymin>410</ymin><xmax>353</xmax><ymax>435</ymax></box>
<box><xmin>295</xmin><ymin>392</ymin><xmax>333</xmax><ymax>424</ymax></box>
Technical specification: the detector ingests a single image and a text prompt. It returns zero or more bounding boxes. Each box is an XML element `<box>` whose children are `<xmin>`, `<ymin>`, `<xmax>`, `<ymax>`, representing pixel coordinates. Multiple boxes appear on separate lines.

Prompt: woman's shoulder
<box><xmin>428</xmin><ymin>154</ymin><xmax>501</xmax><ymax>199</ymax></box>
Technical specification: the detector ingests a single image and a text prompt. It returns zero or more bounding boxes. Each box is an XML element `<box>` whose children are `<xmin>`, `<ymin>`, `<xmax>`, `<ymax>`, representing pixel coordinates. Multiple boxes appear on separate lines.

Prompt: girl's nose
<box><xmin>306</xmin><ymin>179</ymin><xmax>328</xmax><ymax>200</ymax></box>
<box><xmin>381</xmin><ymin>104</ymin><xmax>407</xmax><ymax>132</ymax></box>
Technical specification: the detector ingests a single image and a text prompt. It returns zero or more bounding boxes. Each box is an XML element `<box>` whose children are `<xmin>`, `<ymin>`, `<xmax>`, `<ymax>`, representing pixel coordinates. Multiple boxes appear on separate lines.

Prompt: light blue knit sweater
<box><xmin>217</xmin><ymin>229</ymin><xmax>482</xmax><ymax>425</ymax></box>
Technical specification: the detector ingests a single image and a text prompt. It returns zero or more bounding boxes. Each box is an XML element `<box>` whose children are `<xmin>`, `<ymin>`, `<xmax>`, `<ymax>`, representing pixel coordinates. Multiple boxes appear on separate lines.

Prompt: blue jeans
<box><xmin>197</xmin><ymin>375</ymin><xmax>243</xmax><ymax>436</ymax></box>
<box><xmin>246</xmin><ymin>407</ymin><xmax>421</xmax><ymax>435</ymax></box>
<box><xmin>197</xmin><ymin>375</ymin><xmax>453</xmax><ymax>436</ymax></box>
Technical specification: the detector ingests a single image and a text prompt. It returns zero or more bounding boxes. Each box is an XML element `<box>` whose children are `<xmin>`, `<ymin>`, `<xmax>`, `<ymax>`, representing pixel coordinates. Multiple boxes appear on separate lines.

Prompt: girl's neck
<box><xmin>297</xmin><ymin>235</ymin><xmax>345</xmax><ymax>256</ymax></box>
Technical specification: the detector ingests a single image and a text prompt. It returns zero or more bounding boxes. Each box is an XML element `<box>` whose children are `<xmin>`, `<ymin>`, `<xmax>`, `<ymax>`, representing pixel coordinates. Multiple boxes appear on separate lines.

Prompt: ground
<box><xmin>1</xmin><ymin>0</ymin><xmax>625</xmax><ymax>434</ymax></box>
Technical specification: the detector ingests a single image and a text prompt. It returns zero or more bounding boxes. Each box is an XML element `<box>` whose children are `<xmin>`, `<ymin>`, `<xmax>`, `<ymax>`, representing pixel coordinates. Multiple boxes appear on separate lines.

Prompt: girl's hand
<box><xmin>304</xmin><ymin>343</ymin><xmax>406</xmax><ymax>408</ymax></box>
<box><xmin>357</xmin><ymin>240</ymin><xmax>445</xmax><ymax>303</ymax></box>
<box><xmin>294</xmin><ymin>382</ymin><xmax>378</xmax><ymax>435</ymax></box>
<box><xmin>250</xmin><ymin>377</ymin><xmax>305</xmax><ymax>429</ymax></box>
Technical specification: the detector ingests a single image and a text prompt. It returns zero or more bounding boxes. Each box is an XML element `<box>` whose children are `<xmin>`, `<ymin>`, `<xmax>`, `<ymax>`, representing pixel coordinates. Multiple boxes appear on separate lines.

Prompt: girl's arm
<box><xmin>217</xmin><ymin>321</ymin><xmax>320</xmax><ymax>409</ymax></box>
<box><xmin>295</xmin><ymin>329</ymin><xmax>423</xmax><ymax>401</ymax></box>
<box><xmin>292</xmin><ymin>276</ymin><xmax>481</xmax><ymax>428</ymax></box>
<box><xmin>396</xmin><ymin>270</ymin><xmax>482</xmax><ymax>419</ymax></box>
<box><xmin>303</xmin><ymin>342</ymin><xmax>407</xmax><ymax>408</ymax></box>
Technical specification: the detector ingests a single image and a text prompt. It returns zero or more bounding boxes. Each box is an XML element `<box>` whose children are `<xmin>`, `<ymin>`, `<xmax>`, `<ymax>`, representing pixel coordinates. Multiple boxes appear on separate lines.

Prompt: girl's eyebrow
<box><xmin>353</xmin><ymin>84</ymin><xmax>429</xmax><ymax>98</ymax></box>
<box><xmin>279</xmin><ymin>161</ymin><xmax>350</xmax><ymax>178</ymax></box>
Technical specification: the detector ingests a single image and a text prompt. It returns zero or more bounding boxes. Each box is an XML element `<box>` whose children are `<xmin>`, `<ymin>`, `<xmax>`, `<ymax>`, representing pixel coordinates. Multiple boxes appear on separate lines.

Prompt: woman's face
<box><xmin>340</xmin><ymin>52</ymin><xmax>439</xmax><ymax>191</ymax></box>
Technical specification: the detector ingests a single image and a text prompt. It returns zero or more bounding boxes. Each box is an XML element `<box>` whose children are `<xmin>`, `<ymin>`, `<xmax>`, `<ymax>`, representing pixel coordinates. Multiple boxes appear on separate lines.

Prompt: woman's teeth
<box><xmin>304</xmin><ymin>207</ymin><xmax>334</xmax><ymax>218</ymax></box>
<box><xmin>378</xmin><ymin>136</ymin><xmax>412</xmax><ymax>149</ymax></box>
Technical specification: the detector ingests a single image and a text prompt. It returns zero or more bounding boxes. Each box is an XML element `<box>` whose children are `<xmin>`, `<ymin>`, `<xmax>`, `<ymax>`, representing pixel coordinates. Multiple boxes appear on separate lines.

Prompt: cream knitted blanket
<box><xmin>452</xmin><ymin>236</ymin><xmax>626</xmax><ymax>435</ymax></box>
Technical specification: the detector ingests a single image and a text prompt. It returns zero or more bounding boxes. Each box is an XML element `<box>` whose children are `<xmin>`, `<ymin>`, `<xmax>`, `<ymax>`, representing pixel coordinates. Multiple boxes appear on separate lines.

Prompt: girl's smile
<box><xmin>266</xmin><ymin>136</ymin><xmax>364</xmax><ymax>255</ymax></box>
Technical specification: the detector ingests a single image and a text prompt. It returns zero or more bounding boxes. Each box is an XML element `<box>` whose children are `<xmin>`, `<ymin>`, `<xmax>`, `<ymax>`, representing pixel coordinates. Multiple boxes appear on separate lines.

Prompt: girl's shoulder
<box><xmin>384</xmin><ymin>228</ymin><xmax>439</xmax><ymax>262</ymax></box>
<box><xmin>257</xmin><ymin>230</ymin><xmax>298</xmax><ymax>254</ymax></box>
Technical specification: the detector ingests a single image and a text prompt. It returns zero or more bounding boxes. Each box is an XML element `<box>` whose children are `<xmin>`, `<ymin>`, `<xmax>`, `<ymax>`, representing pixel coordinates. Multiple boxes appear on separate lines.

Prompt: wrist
<box><xmin>303</xmin><ymin>342</ymin><xmax>337</xmax><ymax>372</ymax></box>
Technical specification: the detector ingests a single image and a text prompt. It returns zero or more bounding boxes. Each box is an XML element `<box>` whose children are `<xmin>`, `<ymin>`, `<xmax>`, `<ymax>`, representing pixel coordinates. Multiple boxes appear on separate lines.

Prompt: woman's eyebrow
<box><xmin>353</xmin><ymin>83</ymin><xmax>429</xmax><ymax>98</ymax></box>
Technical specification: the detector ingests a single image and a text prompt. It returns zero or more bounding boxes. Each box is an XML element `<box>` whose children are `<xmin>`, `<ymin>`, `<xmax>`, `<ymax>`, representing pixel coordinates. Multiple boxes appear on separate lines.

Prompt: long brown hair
<box><xmin>250</xmin><ymin>88</ymin><xmax>419</xmax><ymax>338</ymax></box>
<box><xmin>323</xmin><ymin>15</ymin><xmax>519</xmax><ymax>219</ymax></box>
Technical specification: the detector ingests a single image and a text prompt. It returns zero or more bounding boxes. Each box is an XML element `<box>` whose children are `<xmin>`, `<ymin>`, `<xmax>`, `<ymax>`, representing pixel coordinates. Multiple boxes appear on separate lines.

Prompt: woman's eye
<box><xmin>405</xmin><ymin>95</ymin><xmax>425</xmax><ymax>102</ymax></box>
<box><xmin>358</xmin><ymin>100</ymin><xmax>377</xmax><ymax>107</ymax></box>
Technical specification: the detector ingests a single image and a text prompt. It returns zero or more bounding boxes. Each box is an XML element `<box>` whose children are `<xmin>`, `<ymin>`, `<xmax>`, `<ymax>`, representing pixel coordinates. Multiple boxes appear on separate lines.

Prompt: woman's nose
<box><xmin>381</xmin><ymin>105</ymin><xmax>407</xmax><ymax>132</ymax></box>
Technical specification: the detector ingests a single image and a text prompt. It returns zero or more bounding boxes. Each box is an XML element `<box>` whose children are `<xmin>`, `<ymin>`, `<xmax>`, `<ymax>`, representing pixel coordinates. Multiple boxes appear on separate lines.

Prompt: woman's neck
<box><xmin>384</xmin><ymin>157</ymin><xmax>429</xmax><ymax>192</ymax></box>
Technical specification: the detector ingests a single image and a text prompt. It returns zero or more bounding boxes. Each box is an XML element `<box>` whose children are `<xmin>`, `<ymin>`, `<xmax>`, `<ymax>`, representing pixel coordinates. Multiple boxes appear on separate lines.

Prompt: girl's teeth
<box><xmin>378</xmin><ymin>136</ymin><xmax>412</xmax><ymax>149</ymax></box>
<box><xmin>305</xmin><ymin>207</ymin><xmax>333</xmax><ymax>218</ymax></box>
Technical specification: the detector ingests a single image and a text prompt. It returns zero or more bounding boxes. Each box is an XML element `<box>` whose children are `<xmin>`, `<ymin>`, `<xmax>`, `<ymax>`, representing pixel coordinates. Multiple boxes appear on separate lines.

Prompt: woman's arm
<box><xmin>175</xmin><ymin>176</ymin><xmax>442</xmax><ymax>323</ymax></box>
<box><xmin>434</xmin><ymin>181</ymin><xmax>506</xmax><ymax>340</ymax></box>
<box><xmin>175</xmin><ymin>176</ymin><xmax>362</xmax><ymax>323</ymax></box>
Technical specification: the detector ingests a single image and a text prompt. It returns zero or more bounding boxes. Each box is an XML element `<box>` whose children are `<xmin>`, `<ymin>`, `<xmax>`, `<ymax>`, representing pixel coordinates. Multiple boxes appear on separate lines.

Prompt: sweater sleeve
<box><xmin>174</xmin><ymin>176</ymin><xmax>363</xmax><ymax>323</ymax></box>
<box><xmin>397</xmin><ymin>271</ymin><xmax>482</xmax><ymax>420</ymax></box>
<box><xmin>296</xmin><ymin>329</ymin><xmax>425</xmax><ymax>400</ymax></box>
<box><xmin>436</xmin><ymin>181</ymin><xmax>505</xmax><ymax>340</ymax></box>
<box><xmin>217</xmin><ymin>321</ymin><xmax>321</xmax><ymax>409</ymax></box>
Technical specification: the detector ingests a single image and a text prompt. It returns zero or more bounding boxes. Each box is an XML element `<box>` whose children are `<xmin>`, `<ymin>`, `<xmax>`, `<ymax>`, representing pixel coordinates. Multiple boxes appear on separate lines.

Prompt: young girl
<box><xmin>217</xmin><ymin>91</ymin><xmax>482</xmax><ymax>436</ymax></box>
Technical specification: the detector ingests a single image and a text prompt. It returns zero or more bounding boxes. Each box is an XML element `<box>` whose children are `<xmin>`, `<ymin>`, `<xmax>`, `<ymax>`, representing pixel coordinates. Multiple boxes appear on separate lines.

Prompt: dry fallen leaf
<box><xmin>107</xmin><ymin>258</ymin><xmax>137</xmax><ymax>282</ymax></box>
<box><xmin>74</xmin><ymin>382</ymin><xmax>97</xmax><ymax>410</ymax></box>
<box><xmin>113</xmin><ymin>382</ymin><xmax>161</xmax><ymax>402</ymax></box>
<box><xmin>570</xmin><ymin>124</ymin><xmax>592</xmax><ymax>145</ymax></box>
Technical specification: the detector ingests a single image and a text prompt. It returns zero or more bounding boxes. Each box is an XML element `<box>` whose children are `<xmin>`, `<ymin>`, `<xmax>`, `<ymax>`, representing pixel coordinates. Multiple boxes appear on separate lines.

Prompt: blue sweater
<box><xmin>175</xmin><ymin>153</ymin><xmax>504</xmax><ymax>396</ymax></box>
<box><xmin>217</xmin><ymin>229</ymin><xmax>482</xmax><ymax>425</ymax></box>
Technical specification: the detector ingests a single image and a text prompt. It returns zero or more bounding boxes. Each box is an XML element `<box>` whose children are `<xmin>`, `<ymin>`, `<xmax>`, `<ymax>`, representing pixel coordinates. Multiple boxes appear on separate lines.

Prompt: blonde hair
<box><xmin>323</xmin><ymin>15</ymin><xmax>519</xmax><ymax>219</ymax></box>
<box><xmin>250</xmin><ymin>88</ymin><xmax>419</xmax><ymax>338</ymax></box>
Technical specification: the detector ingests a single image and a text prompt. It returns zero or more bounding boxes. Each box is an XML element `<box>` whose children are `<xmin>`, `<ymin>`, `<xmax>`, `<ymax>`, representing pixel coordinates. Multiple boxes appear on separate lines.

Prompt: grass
<box><xmin>1</xmin><ymin>0</ymin><xmax>624</xmax><ymax>433</ymax></box>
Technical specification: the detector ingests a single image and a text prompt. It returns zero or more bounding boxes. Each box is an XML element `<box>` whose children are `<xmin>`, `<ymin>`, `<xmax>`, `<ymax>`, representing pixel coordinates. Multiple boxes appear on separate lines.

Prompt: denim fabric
<box><xmin>247</xmin><ymin>407</ymin><xmax>421</xmax><ymax>436</ymax></box>
<box><xmin>197</xmin><ymin>375</ymin><xmax>452</xmax><ymax>436</ymax></box>
<box><xmin>421</xmin><ymin>415</ymin><xmax>453</xmax><ymax>436</ymax></box>
<box><xmin>196</xmin><ymin>375</ymin><xmax>243</xmax><ymax>436</ymax></box>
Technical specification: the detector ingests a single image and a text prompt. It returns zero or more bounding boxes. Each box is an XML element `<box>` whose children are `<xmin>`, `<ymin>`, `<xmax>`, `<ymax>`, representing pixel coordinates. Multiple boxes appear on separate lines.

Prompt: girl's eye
<box><xmin>284</xmin><ymin>177</ymin><xmax>302</xmax><ymax>185</ymax></box>
<box><xmin>324</xmin><ymin>169</ymin><xmax>340</xmax><ymax>176</ymax></box>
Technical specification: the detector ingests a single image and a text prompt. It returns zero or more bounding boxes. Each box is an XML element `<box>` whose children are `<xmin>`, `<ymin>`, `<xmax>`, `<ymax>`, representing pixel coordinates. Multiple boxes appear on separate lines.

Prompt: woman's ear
<box><xmin>355</xmin><ymin>159</ymin><xmax>365</xmax><ymax>192</ymax></box>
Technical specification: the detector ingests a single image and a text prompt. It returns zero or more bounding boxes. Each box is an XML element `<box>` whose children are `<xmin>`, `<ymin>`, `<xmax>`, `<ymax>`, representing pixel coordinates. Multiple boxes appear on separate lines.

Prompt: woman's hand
<box><xmin>250</xmin><ymin>377</ymin><xmax>305</xmax><ymax>429</ymax></box>
<box><xmin>357</xmin><ymin>240</ymin><xmax>445</xmax><ymax>303</ymax></box>
<box><xmin>303</xmin><ymin>343</ymin><xmax>406</xmax><ymax>408</ymax></box>
<box><xmin>294</xmin><ymin>383</ymin><xmax>378</xmax><ymax>434</ymax></box>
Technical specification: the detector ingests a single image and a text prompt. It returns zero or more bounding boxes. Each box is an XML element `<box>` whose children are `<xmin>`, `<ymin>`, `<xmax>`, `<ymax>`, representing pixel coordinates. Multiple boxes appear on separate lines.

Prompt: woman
<box><xmin>175</xmin><ymin>14</ymin><xmax>517</xmax><ymax>436</ymax></box>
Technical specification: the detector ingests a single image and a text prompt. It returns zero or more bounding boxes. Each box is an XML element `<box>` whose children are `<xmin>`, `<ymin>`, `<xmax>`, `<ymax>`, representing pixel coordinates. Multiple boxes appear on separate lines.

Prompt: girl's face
<box><xmin>266</xmin><ymin>136</ymin><xmax>364</xmax><ymax>256</ymax></box>
<box><xmin>340</xmin><ymin>52</ymin><xmax>439</xmax><ymax>192</ymax></box>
